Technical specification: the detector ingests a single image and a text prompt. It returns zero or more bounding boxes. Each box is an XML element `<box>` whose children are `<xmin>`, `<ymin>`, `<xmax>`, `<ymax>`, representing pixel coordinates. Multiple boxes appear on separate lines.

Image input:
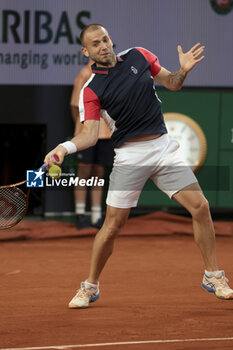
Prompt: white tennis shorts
<box><xmin>106</xmin><ymin>134</ymin><xmax>198</xmax><ymax>209</ymax></box>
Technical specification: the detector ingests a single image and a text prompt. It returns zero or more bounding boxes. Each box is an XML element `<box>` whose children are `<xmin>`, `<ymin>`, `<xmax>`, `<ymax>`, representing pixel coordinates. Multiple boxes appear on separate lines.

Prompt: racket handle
<box><xmin>41</xmin><ymin>164</ymin><xmax>47</xmax><ymax>172</ymax></box>
<box><xmin>40</xmin><ymin>154</ymin><xmax>59</xmax><ymax>172</ymax></box>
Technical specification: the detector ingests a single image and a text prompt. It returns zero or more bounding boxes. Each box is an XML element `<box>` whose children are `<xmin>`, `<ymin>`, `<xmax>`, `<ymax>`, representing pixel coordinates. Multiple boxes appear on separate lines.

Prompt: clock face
<box><xmin>164</xmin><ymin>113</ymin><xmax>207</xmax><ymax>173</ymax></box>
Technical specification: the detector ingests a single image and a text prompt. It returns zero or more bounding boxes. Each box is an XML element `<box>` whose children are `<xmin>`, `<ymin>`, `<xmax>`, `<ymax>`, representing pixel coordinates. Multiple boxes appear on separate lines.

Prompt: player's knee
<box><xmin>190</xmin><ymin>197</ymin><xmax>210</xmax><ymax>221</ymax></box>
<box><xmin>102</xmin><ymin>217</ymin><xmax>126</xmax><ymax>241</ymax></box>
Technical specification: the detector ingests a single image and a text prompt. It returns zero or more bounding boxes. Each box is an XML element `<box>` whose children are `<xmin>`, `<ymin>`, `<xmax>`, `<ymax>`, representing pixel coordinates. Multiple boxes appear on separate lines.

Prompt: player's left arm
<box><xmin>154</xmin><ymin>43</ymin><xmax>205</xmax><ymax>91</ymax></box>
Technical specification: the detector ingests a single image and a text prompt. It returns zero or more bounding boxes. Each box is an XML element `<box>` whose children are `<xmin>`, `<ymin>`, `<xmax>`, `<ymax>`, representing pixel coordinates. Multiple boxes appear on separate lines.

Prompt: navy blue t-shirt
<box><xmin>79</xmin><ymin>47</ymin><xmax>167</xmax><ymax>148</ymax></box>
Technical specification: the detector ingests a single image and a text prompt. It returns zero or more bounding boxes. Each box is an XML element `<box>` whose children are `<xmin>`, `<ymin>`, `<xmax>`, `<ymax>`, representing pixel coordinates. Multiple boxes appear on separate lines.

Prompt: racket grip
<box><xmin>40</xmin><ymin>154</ymin><xmax>59</xmax><ymax>172</ymax></box>
<box><xmin>41</xmin><ymin>164</ymin><xmax>47</xmax><ymax>172</ymax></box>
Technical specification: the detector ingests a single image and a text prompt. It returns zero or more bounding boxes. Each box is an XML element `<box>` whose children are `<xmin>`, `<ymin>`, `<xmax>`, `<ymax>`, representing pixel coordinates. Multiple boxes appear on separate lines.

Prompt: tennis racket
<box><xmin>0</xmin><ymin>155</ymin><xmax>59</xmax><ymax>229</ymax></box>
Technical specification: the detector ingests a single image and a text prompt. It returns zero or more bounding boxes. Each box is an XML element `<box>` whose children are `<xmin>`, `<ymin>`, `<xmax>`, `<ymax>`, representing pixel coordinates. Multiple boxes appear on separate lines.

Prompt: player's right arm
<box><xmin>44</xmin><ymin>119</ymin><xmax>100</xmax><ymax>167</ymax></box>
<box><xmin>45</xmin><ymin>71</ymin><xmax>101</xmax><ymax>167</ymax></box>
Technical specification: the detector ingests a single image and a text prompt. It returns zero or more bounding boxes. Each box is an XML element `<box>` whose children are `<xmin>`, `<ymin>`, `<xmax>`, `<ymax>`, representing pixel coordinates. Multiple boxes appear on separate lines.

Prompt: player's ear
<box><xmin>82</xmin><ymin>47</ymin><xmax>90</xmax><ymax>57</ymax></box>
<box><xmin>110</xmin><ymin>36</ymin><xmax>114</xmax><ymax>47</ymax></box>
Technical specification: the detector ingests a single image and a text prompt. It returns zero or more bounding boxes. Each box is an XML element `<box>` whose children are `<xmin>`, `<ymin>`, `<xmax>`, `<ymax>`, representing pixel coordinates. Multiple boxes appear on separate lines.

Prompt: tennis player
<box><xmin>45</xmin><ymin>24</ymin><xmax>233</xmax><ymax>307</ymax></box>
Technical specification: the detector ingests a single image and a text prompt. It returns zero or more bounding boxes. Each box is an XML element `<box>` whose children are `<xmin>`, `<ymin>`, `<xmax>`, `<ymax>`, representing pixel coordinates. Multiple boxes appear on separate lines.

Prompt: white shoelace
<box><xmin>75</xmin><ymin>286</ymin><xmax>96</xmax><ymax>299</ymax></box>
<box><xmin>217</xmin><ymin>276</ymin><xmax>229</xmax><ymax>287</ymax></box>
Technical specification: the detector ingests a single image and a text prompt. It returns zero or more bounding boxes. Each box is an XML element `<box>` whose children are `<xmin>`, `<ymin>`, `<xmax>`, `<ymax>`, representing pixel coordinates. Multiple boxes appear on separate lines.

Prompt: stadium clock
<box><xmin>164</xmin><ymin>113</ymin><xmax>207</xmax><ymax>173</ymax></box>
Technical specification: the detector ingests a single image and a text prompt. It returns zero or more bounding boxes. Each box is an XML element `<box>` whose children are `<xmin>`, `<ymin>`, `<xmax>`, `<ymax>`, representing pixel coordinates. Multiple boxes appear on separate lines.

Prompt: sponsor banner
<box><xmin>0</xmin><ymin>0</ymin><xmax>233</xmax><ymax>86</ymax></box>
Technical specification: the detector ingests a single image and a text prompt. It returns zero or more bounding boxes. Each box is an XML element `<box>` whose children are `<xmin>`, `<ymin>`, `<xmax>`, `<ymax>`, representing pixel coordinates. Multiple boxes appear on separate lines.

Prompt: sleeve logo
<box><xmin>131</xmin><ymin>66</ymin><xmax>138</xmax><ymax>74</ymax></box>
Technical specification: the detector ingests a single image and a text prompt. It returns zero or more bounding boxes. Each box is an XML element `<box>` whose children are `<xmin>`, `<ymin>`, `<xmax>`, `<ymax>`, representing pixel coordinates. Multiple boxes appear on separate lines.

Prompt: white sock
<box><xmin>75</xmin><ymin>202</ymin><xmax>85</xmax><ymax>215</ymax></box>
<box><xmin>205</xmin><ymin>270</ymin><xmax>224</xmax><ymax>278</ymax></box>
<box><xmin>85</xmin><ymin>280</ymin><xmax>99</xmax><ymax>289</ymax></box>
<box><xmin>91</xmin><ymin>205</ymin><xmax>102</xmax><ymax>224</ymax></box>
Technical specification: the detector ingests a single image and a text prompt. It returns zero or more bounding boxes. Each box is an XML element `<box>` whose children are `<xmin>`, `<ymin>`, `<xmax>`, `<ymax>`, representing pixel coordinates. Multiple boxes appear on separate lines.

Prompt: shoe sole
<box><xmin>90</xmin><ymin>293</ymin><xmax>100</xmax><ymax>303</ymax></box>
<box><xmin>202</xmin><ymin>283</ymin><xmax>233</xmax><ymax>300</ymax></box>
<box><xmin>201</xmin><ymin>282</ymin><xmax>215</xmax><ymax>293</ymax></box>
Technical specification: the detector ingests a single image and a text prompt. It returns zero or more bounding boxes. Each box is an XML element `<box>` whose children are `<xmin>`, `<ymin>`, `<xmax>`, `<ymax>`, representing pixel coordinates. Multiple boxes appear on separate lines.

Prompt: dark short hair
<box><xmin>80</xmin><ymin>24</ymin><xmax>107</xmax><ymax>46</ymax></box>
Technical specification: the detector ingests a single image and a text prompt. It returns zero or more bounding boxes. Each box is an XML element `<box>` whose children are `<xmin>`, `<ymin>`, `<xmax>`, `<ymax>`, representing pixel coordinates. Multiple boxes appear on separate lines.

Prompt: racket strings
<box><xmin>0</xmin><ymin>187</ymin><xmax>27</xmax><ymax>229</ymax></box>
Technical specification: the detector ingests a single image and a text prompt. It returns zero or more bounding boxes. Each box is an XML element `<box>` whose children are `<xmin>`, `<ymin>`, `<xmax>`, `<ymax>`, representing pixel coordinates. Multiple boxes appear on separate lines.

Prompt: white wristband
<box><xmin>59</xmin><ymin>141</ymin><xmax>77</xmax><ymax>154</ymax></box>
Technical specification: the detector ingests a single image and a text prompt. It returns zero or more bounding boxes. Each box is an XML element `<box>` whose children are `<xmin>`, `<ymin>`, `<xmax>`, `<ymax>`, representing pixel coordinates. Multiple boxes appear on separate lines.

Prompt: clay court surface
<box><xmin>0</xmin><ymin>212</ymin><xmax>233</xmax><ymax>350</ymax></box>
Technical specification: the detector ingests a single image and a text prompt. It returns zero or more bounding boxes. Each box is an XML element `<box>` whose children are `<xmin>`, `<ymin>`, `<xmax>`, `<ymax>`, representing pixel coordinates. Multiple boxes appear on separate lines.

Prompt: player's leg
<box><xmin>172</xmin><ymin>183</ymin><xmax>217</xmax><ymax>271</ymax></box>
<box><xmin>88</xmin><ymin>205</ymin><xmax>130</xmax><ymax>283</ymax></box>
<box><xmin>173</xmin><ymin>183</ymin><xmax>233</xmax><ymax>299</ymax></box>
<box><xmin>69</xmin><ymin>144</ymin><xmax>146</xmax><ymax>308</ymax></box>
<box><xmin>69</xmin><ymin>140</ymin><xmax>150</xmax><ymax>308</ymax></box>
<box><xmin>68</xmin><ymin>205</ymin><xmax>130</xmax><ymax>308</ymax></box>
<box><xmin>151</xmin><ymin>136</ymin><xmax>217</xmax><ymax>270</ymax></box>
<box><xmin>151</xmin><ymin>135</ymin><xmax>233</xmax><ymax>299</ymax></box>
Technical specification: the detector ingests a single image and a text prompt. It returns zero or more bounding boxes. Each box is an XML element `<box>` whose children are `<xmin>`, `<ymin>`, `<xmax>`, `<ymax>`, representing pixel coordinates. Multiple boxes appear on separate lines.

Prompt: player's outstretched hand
<box><xmin>178</xmin><ymin>43</ymin><xmax>205</xmax><ymax>74</ymax></box>
<box><xmin>44</xmin><ymin>145</ymin><xmax>67</xmax><ymax>168</ymax></box>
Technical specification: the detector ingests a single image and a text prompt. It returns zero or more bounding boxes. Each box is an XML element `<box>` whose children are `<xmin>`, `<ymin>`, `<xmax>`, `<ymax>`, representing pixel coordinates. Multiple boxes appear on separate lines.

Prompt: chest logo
<box><xmin>131</xmin><ymin>66</ymin><xmax>138</xmax><ymax>74</ymax></box>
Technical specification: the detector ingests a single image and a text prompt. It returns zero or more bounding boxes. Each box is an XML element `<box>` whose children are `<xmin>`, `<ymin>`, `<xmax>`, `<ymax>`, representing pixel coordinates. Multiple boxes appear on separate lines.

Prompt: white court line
<box><xmin>1</xmin><ymin>337</ymin><xmax>233</xmax><ymax>350</ymax></box>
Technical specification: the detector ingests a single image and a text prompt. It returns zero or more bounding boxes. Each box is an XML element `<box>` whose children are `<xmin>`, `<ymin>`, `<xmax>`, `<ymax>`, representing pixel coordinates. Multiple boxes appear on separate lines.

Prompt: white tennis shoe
<box><xmin>202</xmin><ymin>271</ymin><xmax>233</xmax><ymax>299</ymax></box>
<box><xmin>69</xmin><ymin>281</ymin><xmax>100</xmax><ymax>308</ymax></box>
